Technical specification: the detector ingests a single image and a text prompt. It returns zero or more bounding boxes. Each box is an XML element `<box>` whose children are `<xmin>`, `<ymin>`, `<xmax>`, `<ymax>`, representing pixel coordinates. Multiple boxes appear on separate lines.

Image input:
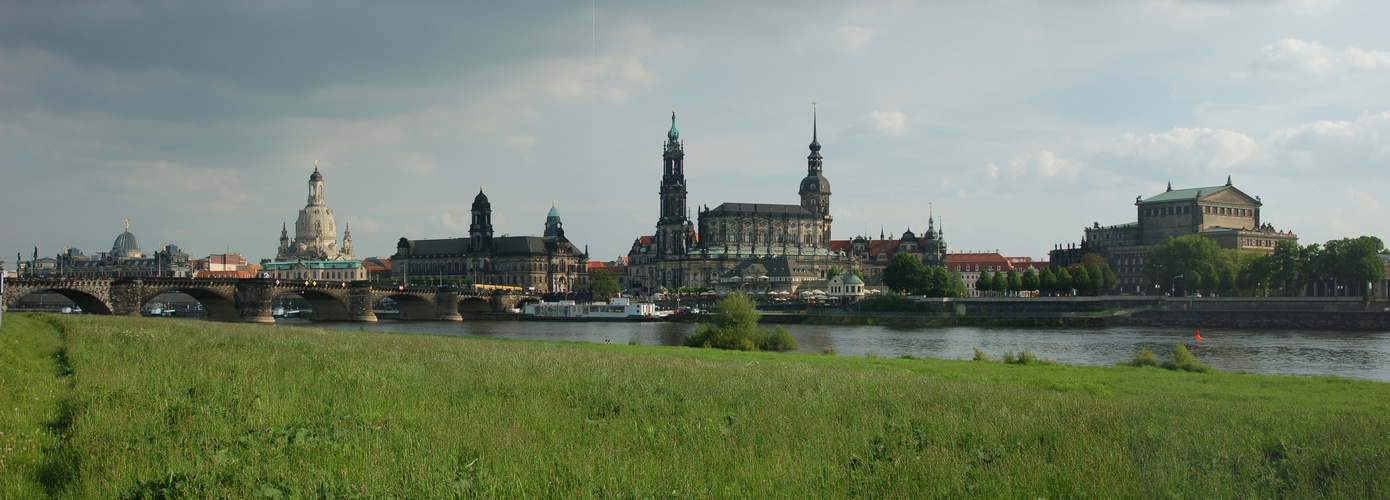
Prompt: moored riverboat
<box><xmin>521</xmin><ymin>297</ymin><xmax>666</xmax><ymax>321</ymax></box>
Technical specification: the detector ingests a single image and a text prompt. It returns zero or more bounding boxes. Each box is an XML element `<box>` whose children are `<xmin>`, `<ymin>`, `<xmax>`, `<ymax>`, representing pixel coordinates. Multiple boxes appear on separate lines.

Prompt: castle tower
<box><xmin>470</xmin><ymin>188</ymin><xmax>494</xmax><ymax>253</ymax></box>
<box><xmin>656</xmin><ymin>111</ymin><xmax>689</xmax><ymax>256</ymax></box>
<box><xmin>799</xmin><ymin>104</ymin><xmax>833</xmax><ymax>241</ymax></box>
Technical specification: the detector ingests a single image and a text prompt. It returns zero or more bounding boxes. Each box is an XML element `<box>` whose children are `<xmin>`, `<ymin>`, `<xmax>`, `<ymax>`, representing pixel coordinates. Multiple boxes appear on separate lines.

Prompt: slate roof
<box><xmin>1141</xmin><ymin>185</ymin><xmax>1229</xmax><ymax>203</ymax></box>
<box><xmin>708</xmin><ymin>203</ymin><xmax>810</xmax><ymax>215</ymax></box>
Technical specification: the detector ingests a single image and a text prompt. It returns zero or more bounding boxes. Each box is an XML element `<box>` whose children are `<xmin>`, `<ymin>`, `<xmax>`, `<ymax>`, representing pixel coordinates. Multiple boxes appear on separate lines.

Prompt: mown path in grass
<box><xmin>2</xmin><ymin>313</ymin><xmax>1388</xmax><ymax>498</ymax></box>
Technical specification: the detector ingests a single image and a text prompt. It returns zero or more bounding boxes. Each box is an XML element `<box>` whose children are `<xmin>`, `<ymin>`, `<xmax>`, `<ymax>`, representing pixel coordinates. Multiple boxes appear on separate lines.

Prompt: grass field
<box><xmin>2</xmin><ymin>312</ymin><xmax>1388</xmax><ymax>498</ymax></box>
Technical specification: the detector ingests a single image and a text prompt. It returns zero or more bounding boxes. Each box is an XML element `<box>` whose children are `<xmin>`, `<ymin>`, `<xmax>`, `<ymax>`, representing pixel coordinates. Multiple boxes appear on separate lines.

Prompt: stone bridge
<box><xmin>1</xmin><ymin>278</ymin><xmax>540</xmax><ymax>324</ymax></box>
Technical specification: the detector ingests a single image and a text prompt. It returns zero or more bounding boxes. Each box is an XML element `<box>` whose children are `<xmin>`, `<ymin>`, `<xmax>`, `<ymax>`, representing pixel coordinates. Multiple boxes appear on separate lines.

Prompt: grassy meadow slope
<box><xmin>1</xmin><ymin>313</ymin><xmax>1388</xmax><ymax>498</ymax></box>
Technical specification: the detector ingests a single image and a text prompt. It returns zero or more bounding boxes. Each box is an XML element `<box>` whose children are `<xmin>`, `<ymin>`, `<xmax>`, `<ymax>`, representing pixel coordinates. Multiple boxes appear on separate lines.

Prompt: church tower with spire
<box><xmin>656</xmin><ymin>111</ymin><xmax>689</xmax><ymax>256</ymax></box>
<box><xmin>799</xmin><ymin>104</ymin><xmax>833</xmax><ymax>242</ymax></box>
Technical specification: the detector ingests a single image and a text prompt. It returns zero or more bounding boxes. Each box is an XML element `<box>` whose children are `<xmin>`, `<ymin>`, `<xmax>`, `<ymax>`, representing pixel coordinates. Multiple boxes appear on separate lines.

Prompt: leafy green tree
<box><xmin>591</xmin><ymin>268</ymin><xmax>621</xmax><ymax>300</ymax></box>
<box><xmin>921</xmin><ymin>266</ymin><xmax>951</xmax><ymax>296</ymax></box>
<box><xmin>1006</xmin><ymin>270</ymin><xmax>1022</xmax><ymax>294</ymax></box>
<box><xmin>1145</xmin><ymin>234</ymin><xmax>1222</xmax><ymax>296</ymax></box>
<box><xmin>991</xmin><ymin>270</ymin><xmax>1007</xmax><ymax>294</ymax></box>
<box><xmin>852</xmin><ymin>268</ymin><xmax>865</xmax><ymax>281</ymax></box>
<box><xmin>1055</xmin><ymin>268</ymin><xmax>1072</xmax><ymax>294</ymax></box>
<box><xmin>1319</xmin><ymin>236</ymin><xmax>1386</xmax><ymax>296</ymax></box>
<box><xmin>1021</xmin><ymin>268</ymin><xmax>1039</xmax><ymax>292</ymax></box>
<box><xmin>826</xmin><ymin>266</ymin><xmax>841</xmax><ymax>281</ymax></box>
<box><xmin>882</xmin><ymin>252</ymin><xmax>926</xmax><ymax>294</ymax></box>
<box><xmin>1268</xmin><ymin>240</ymin><xmax>1302</xmax><ymax>295</ymax></box>
<box><xmin>1101</xmin><ymin>265</ymin><xmax>1118</xmax><ymax>294</ymax></box>
<box><xmin>975</xmin><ymin>270</ymin><xmax>993</xmax><ymax>293</ymax></box>
<box><xmin>1072</xmin><ymin>266</ymin><xmax>1092</xmax><ymax>295</ymax></box>
<box><xmin>948</xmin><ymin>268</ymin><xmax>967</xmax><ymax>297</ymax></box>
<box><xmin>1086</xmin><ymin>264</ymin><xmax>1104</xmax><ymax>295</ymax></box>
<box><xmin>1039</xmin><ymin>268</ymin><xmax>1056</xmax><ymax>294</ymax></box>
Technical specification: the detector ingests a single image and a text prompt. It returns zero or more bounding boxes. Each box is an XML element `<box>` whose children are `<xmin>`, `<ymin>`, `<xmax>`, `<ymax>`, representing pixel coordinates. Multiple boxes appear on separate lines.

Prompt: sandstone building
<box><xmin>263</xmin><ymin>166</ymin><xmax>366</xmax><ymax>281</ymax></box>
<box><xmin>627</xmin><ymin>111</ymin><xmax>852</xmax><ymax>294</ymax></box>
<box><xmin>1050</xmin><ymin>178</ymin><xmax>1298</xmax><ymax>293</ymax></box>
<box><xmin>389</xmin><ymin>191</ymin><xmax>589</xmax><ymax>293</ymax></box>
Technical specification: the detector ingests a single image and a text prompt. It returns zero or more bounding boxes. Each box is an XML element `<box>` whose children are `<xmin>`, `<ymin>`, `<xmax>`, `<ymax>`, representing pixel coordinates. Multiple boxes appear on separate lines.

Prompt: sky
<box><xmin>3</xmin><ymin>0</ymin><xmax>1388</xmax><ymax>267</ymax></box>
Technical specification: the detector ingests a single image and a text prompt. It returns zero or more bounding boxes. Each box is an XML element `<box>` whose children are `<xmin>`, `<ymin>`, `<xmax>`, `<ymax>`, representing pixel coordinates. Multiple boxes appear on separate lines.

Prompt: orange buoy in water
<box><xmin>1195</xmin><ymin>331</ymin><xmax>1203</xmax><ymax>340</ymax></box>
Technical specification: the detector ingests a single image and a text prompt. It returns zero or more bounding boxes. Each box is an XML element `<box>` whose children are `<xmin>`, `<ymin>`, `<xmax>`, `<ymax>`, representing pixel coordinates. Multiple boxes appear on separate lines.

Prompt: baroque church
<box><xmin>263</xmin><ymin>166</ymin><xmax>366</xmax><ymax>281</ymax></box>
<box><xmin>389</xmin><ymin>190</ymin><xmax>590</xmax><ymax>293</ymax></box>
<box><xmin>626</xmin><ymin>110</ymin><xmax>853</xmax><ymax>294</ymax></box>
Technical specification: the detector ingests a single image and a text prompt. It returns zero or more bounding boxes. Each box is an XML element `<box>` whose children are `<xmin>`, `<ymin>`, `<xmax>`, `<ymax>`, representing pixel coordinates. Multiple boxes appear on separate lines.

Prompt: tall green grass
<box><xmin>2</xmin><ymin>312</ymin><xmax>1388</xmax><ymax>498</ymax></box>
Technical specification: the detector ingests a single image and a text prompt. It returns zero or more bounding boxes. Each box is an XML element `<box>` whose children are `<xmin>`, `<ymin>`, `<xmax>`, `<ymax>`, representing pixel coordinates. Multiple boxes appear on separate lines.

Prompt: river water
<box><xmin>284</xmin><ymin>319</ymin><xmax>1390</xmax><ymax>383</ymax></box>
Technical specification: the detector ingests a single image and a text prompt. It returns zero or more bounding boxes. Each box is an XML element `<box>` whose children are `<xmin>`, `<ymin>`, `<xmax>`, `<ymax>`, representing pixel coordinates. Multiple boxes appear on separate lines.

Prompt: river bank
<box><xmin>3</xmin><ymin>312</ymin><xmax>1388</xmax><ymax>497</ymax></box>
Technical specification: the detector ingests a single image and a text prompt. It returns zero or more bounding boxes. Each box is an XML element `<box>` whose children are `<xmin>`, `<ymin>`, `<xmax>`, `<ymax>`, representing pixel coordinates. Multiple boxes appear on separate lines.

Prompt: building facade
<box><xmin>829</xmin><ymin>220</ymin><xmax>947</xmax><ymax>286</ymax></box>
<box><xmin>1050</xmin><ymin>178</ymin><xmax>1298</xmax><ymax>293</ymax></box>
<box><xmin>627</xmin><ymin>111</ymin><xmax>852</xmax><ymax>294</ymax></box>
<box><xmin>389</xmin><ymin>191</ymin><xmax>589</xmax><ymax>293</ymax></box>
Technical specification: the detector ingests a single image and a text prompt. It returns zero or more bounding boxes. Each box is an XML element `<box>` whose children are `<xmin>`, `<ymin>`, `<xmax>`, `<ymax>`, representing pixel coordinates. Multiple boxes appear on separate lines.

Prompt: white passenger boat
<box><xmin>520</xmin><ymin>297</ymin><xmax>665</xmax><ymax>321</ymax></box>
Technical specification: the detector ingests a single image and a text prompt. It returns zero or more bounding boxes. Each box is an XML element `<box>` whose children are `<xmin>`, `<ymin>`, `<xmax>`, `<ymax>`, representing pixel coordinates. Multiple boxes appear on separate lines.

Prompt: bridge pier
<box><xmin>233</xmin><ymin>280</ymin><xmax>276</xmax><ymax>324</ymax></box>
<box><xmin>348</xmin><ymin>284</ymin><xmax>379</xmax><ymax>322</ymax></box>
<box><xmin>109</xmin><ymin>280</ymin><xmax>145</xmax><ymax>317</ymax></box>
<box><xmin>435</xmin><ymin>288</ymin><xmax>463</xmax><ymax>321</ymax></box>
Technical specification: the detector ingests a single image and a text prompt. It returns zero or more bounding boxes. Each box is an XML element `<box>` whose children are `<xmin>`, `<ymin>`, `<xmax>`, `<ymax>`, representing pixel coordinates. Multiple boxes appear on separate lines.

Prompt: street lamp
<box><xmin>1171</xmin><ymin>274</ymin><xmax>1184</xmax><ymax>297</ymax></box>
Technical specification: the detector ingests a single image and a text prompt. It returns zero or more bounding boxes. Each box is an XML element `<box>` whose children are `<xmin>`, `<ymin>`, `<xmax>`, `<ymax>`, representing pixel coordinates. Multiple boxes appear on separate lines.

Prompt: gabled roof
<box><xmin>1141</xmin><ymin>184</ymin><xmax>1258</xmax><ymax>205</ymax></box>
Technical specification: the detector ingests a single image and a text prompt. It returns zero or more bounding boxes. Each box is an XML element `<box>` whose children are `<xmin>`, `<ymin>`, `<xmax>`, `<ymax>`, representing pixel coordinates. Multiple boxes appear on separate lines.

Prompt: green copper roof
<box><xmin>548</xmin><ymin>205</ymin><xmax>561</xmax><ymax>218</ymax></box>
<box><xmin>667</xmin><ymin>111</ymin><xmax>679</xmax><ymax>141</ymax></box>
<box><xmin>1141</xmin><ymin>185</ymin><xmax>1227</xmax><ymax>204</ymax></box>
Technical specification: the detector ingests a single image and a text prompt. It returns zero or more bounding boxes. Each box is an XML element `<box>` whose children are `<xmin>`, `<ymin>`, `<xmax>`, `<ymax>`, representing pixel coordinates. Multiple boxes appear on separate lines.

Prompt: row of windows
<box><xmin>1207</xmin><ymin>206</ymin><xmax>1254</xmax><ymax>217</ymax></box>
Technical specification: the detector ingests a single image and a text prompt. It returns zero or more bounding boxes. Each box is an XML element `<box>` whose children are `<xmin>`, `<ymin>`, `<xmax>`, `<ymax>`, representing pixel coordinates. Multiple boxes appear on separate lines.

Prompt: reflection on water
<box><xmin>284</xmin><ymin>319</ymin><xmax>1390</xmax><ymax>383</ymax></box>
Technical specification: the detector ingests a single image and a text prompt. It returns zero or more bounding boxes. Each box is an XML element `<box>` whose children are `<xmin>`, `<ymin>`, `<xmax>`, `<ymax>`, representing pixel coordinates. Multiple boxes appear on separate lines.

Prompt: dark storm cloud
<box><xmin>0</xmin><ymin>1</ymin><xmax>583</xmax><ymax>92</ymax></box>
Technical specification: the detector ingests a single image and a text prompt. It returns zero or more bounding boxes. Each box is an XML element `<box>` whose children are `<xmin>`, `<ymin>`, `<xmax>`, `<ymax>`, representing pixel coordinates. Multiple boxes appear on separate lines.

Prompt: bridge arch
<box><xmin>373</xmin><ymin>292</ymin><xmax>437</xmax><ymax>320</ymax></box>
<box><xmin>8</xmin><ymin>288</ymin><xmax>113</xmax><ymax>315</ymax></box>
<box><xmin>458</xmin><ymin>297</ymin><xmax>493</xmax><ymax>314</ymax></box>
<box><xmin>272</xmin><ymin>289</ymin><xmax>352</xmax><ymax>321</ymax></box>
<box><xmin>139</xmin><ymin>287</ymin><xmax>239</xmax><ymax>322</ymax></box>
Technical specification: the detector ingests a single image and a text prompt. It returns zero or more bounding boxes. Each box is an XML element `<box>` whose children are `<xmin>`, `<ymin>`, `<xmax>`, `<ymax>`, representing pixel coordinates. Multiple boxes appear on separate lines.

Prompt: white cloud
<box><xmin>984</xmin><ymin>150</ymin><xmax>1083</xmax><ymax>182</ymax></box>
<box><xmin>1250</xmin><ymin>39</ymin><xmax>1390</xmax><ymax>77</ymax></box>
<box><xmin>437</xmin><ymin>212</ymin><xmax>468</xmax><ymax>232</ymax></box>
<box><xmin>1119</xmin><ymin>127</ymin><xmax>1258</xmax><ymax>170</ymax></box>
<box><xmin>835</xmin><ymin>25</ymin><xmax>876</xmax><ymax>51</ymax></box>
<box><xmin>869</xmin><ymin>111</ymin><xmax>907</xmax><ymax>136</ymax></box>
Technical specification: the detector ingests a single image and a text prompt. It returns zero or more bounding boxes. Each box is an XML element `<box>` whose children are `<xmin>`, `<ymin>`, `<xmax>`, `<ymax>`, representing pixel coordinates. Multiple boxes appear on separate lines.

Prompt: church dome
<box><xmin>309</xmin><ymin>168</ymin><xmax>323</xmax><ymax>182</ymax></box>
<box><xmin>799</xmin><ymin>174</ymin><xmax>830</xmax><ymax>193</ymax></box>
<box><xmin>473</xmin><ymin>189</ymin><xmax>490</xmax><ymax>206</ymax></box>
<box><xmin>901</xmin><ymin>229</ymin><xmax>916</xmax><ymax>240</ymax></box>
<box><xmin>548</xmin><ymin>205</ymin><xmax>561</xmax><ymax>218</ymax></box>
<box><xmin>112</xmin><ymin>230</ymin><xmax>141</xmax><ymax>257</ymax></box>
